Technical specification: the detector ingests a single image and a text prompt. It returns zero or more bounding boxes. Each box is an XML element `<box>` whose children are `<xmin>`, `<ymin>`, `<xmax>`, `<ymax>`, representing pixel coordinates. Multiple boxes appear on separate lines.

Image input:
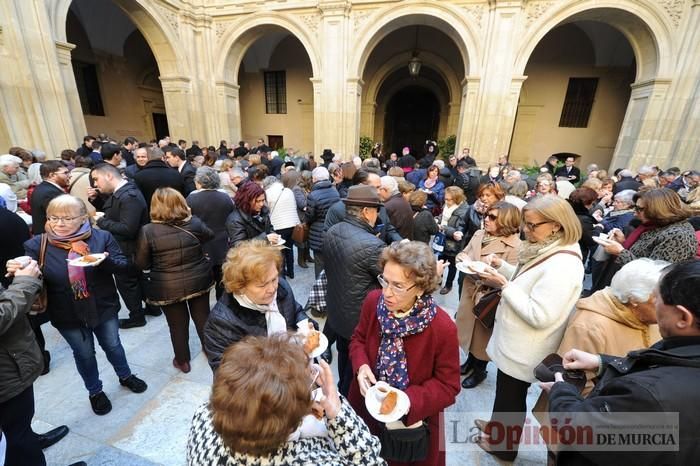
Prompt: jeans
<box><xmin>58</xmin><ymin>317</ymin><xmax>132</xmax><ymax>395</ymax></box>
<box><xmin>0</xmin><ymin>385</ymin><xmax>45</xmax><ymax>466</ymax></box>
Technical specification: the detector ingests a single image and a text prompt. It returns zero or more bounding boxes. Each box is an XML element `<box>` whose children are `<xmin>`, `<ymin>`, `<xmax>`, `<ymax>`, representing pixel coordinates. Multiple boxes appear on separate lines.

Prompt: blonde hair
<box><xmin>444</xmin><ymin>186</ymin><xmax>465</xmax><ymax>205</ymax></box>
<box><xmin>523</xmin><ymin>195</ymin><xmax>582</xmax><ymax>245</ymax></box>
<box><xmin>46</xmin><ymin>194</ymin><xmax>88</xmax><ymax>217</ymax></box>
<box><xmin>150</xmin><ymin>188</ymin><xmax>190</xmax><ymax>223</ymax></box>
<box><xmin>222</xmin><ymin>240</ymin><xmax>283</xmax><ymax>293</ymax></box>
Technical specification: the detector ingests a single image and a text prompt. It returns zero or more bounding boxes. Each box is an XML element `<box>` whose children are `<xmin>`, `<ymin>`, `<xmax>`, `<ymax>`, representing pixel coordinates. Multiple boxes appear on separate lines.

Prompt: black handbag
<box><xmin>378</xmin><ymin>421</ymin><xmax>430</xmax><ymax>462</ymax></box>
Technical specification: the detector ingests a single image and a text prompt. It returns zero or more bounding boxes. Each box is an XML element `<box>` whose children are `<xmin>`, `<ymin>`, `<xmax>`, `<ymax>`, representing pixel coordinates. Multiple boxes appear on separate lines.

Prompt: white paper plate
<box><xmin>67</xmin><ymin>253</ymin><xmax>107</xmax><ymax>267</ymax></box>
<box><xmin>592</xmin><ymin>236</ymin><xmax>615</xmax><ymax>246</ymax></box>
<box><xmin>273</xmin><ymin>238</ymin><xmax>286</xmax><ymax>246</ymax></box>
<box><xmin>456</xmin><ymin>260</ymin><xmax>490</xmax><ymax>274</ymax></box>
<box><xmin>365</xmin><ymin>383</ymin><xmax>410</xmax><ymax>423</ymax></box>
<box><xmin>305</xmin><ymin>332</ymin><xmax>328</xmax><ymax>359</ymax></box>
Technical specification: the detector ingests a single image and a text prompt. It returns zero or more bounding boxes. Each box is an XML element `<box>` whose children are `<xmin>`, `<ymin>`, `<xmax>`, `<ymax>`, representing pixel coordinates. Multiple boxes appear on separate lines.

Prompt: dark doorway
<box><xmin>152</xmin><ymin>113</ymin><xmax>169</xmax><ymax>140</ymax></box>
<box><xmin>384</xmin><ymin>87</ymin><xmax>440</xmax><ymax>157</ymax></box>
<box><xmin>267</xmin><ymin>135</ymin><xmax>284</xmax><ymax>150</ymax></box>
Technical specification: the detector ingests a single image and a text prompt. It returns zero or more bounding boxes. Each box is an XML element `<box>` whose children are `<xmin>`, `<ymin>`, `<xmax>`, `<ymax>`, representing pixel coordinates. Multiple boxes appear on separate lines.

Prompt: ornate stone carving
<box><xmin>353</xmin><ymin>10</ymin><xmax>373</xmax><ymax>32</ymax></box>
<box><xmin>215</xmin><ymin>21</ymin><xmax>231</xmax><ymax>41</ymax></box>
<box><xmin>155</xmin><ymin>4</ymin><xmax>180</xmax><ymax>37</ymax></box>
<box><xmin>299</xmin><ymin>13</ymin><xmax>321</xmax><ymax>34</ymax></box>
<box><xmin>463</xmin><ymin>3</ymin><xmax>486</xmax><ymax>29</ymax></box>
<box><xmin>524</xmin><ymin>1</ymin><xmax>556</xmax><ymax>28</ymax></box>
<box><xmin>656</xmin><ymin>0</ymin><xmax>685</xmax><ymax>27</ymax></box>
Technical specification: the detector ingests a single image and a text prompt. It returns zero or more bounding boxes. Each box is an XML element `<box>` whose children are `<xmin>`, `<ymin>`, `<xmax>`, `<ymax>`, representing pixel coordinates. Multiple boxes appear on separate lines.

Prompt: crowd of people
<box><xmin>0</xmin><ymin>134</ymin><xmax>699</xmax><ymax>466</ymax></box>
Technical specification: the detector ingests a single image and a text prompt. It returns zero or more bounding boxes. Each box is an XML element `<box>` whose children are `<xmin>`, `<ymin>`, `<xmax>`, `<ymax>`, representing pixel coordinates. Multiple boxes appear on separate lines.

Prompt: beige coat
<box><xmin>68</xmin><ymin>167</ymin><xmax>96</xmax><ymax>216</ymax></box>
<box><xmin>455</xmin><ymin>230</ymin><xmax>520</xmax><ymax>360</ymax></box>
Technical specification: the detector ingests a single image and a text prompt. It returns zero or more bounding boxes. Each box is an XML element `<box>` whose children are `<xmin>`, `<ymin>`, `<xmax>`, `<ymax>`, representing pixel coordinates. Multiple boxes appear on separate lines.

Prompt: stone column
<box><xmin>159</xmin><ymin>76</ymin><xmax>194</xmax><ymax>141</ymax></box>
<box><xmin>454</xmin><ymin>77</ymin><xmax>481</xmax><ymax>160</ymax></box>
<box><xmin>55</xmin><ymin>41</ymin><xmax>86</xmax><ymax>144</ymax></box>
<box><xmin>343</xmin><ymin>78</ymin><xmax>363</xmax><ymax>158</ymax></box>
<box><xmin>216</xmin><ymin>81</ymin><xmax>241</xmax><ymax>144</ymax></box>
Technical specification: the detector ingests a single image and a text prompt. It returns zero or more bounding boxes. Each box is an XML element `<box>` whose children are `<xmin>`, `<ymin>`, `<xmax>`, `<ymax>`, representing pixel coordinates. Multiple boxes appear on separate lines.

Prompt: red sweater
<box><xmin>348</xmin><ymin>289</ymin><xmax>461</xmax><ymax>466</ymax></box>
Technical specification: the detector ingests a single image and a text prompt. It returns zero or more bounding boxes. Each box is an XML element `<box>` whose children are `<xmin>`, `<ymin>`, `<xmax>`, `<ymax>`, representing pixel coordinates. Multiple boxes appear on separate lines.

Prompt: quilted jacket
<box><xmin>305</xmin><ymin>180</ymin><xmax>339</xmax><ymax>251</ymax></box>
<box><xmin>323</xmin><ymin>216</ymin><xmax>385</xmax><ymax>339</ymax></box>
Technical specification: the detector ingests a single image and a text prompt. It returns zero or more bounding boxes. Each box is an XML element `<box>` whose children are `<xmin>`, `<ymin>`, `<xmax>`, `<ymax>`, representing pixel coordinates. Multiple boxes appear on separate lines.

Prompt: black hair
<box><xmin>352</xmin><ymin>168</ymin><xmax>370</xmax><ymax>186</ymax></box>
<box><xmin>165</xmin><ymin>147</ymin><xmax>186</xmax><ymax>160</ymax></box>
<box><xmin>124</xmin><ymin>137</ymin><xmax>137</xmax><ymax>145</ymax></box>
<box><xmin>39</xmin><ymin>160</ymin><xmax>65</xmax><ymax>178</ymax></box>
<box><xmin>100</xmin><ymin>143</ymin><xmax>121</xmax><ymax>161</ymax></box>
<box><xmin>91</xmin><ymin>162</ymin><xmax>121</xmax><ymax>178</ymax></box>
<box><xmin>178</xmin><ymin>139</ymin><xmax>186</xmax><ymax>146</ymax></box>
<box><xmin>84</xmin><ymin>135</ymin><xmax>95</xmax><ymax>143</ymax></box>
<box><xmin>659</xmin><ymin>260</ymin><xmax>700</xmax><ymax>318</ymax></box>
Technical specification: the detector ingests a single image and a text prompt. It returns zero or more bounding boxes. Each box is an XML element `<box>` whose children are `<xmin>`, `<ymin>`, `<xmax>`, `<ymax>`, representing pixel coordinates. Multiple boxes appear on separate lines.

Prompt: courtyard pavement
<box><xmin>34</xmin><ymin>251</ymin><xmax>546</xmax><ymax>465</ymax></box>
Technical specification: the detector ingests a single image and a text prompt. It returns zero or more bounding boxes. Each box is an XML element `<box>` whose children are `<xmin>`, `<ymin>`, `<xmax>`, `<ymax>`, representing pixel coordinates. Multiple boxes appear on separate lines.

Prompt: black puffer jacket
<box><xmin>442</xmin><ymin>202</ymin><xmax>469</xmax><ymax>256</ymax></box>
<box><xmin>203</xmin><ymin>279</ymin><xmax>306</xmax><ymax>371</ymax></box>
<box><xmin>323</xmin><ymin>216</ymin><xmax>385</xmax><ymax>339</ymax></box>
<box><xmin>306</xmin><ymin>180</ymin><xmax>340</xmax><ymax>251</ymax></box>
<box><xmin>0</xmin><ymin>276</ymin><xmax>43</xmax><ymax>403</ymax></box>
<box><xmin>225</xmin><ymin>206</ymin><xmax>272</xmax><ymax>248</ymax></box>
<box><xmin>135</xmin><ymin>217</ymin><xmax>214</xmax><ymax>306</ymax></box>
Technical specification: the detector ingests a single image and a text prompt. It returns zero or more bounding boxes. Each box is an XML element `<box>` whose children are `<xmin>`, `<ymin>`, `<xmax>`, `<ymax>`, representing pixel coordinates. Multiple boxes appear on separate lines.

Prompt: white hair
<box><xmin>614</xmin><ymin>189</ymin><xmax>636</xmax><ymax>206</ymax></box>
<box><xmin>433</xmin><ymin>160</ymin><xmax>445</xmax><ymax>170</ymax></box>
<box><xmin>352</xmin><ymin>156</ymin><xmax>362</xmax><ymax>169</ymax></box>
<box><xmin>0</xmin><ymin>154</ymin><xmax>22</xmax><ymax>168</ymax></box>
<box><xmin>380</xmin><ymin>175</ymin><xmax>399</xmax><ymax>195</ymax></box>
<box><xmin>637</xmin><ymin>165</ymin><xmax>655</xmax><ymax>176</ymax></box>
<box><xmin>31</xmin><ymin>150</ymin><xmax>46</xmax><ymax>162</ymax></box>
<box><xmin>311</xmin><ymin>166</ymin><xmax>329</xmax><ymax>181</ymax></box>
<box><xmin>609</xmin><ymin>258</ymin><xmax>670</xmax><ymax>304</ymax></box>
<box><xmin>619</xmin><ymin>169</ymin><xmax>634</xmax><ymax>178</ymax></box>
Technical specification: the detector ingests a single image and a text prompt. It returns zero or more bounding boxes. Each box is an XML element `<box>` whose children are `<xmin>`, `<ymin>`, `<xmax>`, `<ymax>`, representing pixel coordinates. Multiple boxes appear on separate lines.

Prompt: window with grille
<box><xmin>72</xmin><ymin>60</ymin><xmax>105</xmax><ymax>116</ymax></box>
<box><xmin>558</xmin><ymin>78</ymin><xmax>598</xmax><ymax>128</ymax></box>
<box><xmin>264</xmin><ymin>71</ymin><xmax>287</xmax><ymax>114</ymax></box>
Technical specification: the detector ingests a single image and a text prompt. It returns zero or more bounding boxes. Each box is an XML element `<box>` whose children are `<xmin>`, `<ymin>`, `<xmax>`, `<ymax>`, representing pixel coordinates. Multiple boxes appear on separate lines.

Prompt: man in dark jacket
<box><xmin>542</xmin><ymin>260</ymin><xmax>700</xmax><ymax>465</ymax></box>
<box><xmin>90</xmin><ymin>163</ymin><xmax>151</xmax><ymax>329</ymax></box>
<box><xmin>124</xmin><ymin>146</ymin><xmax>148</xmax><ymax>181</ymax></box>
<box><xmin>613</xmin><ymin>169</ymin><xmax>643</xmax><ymax>194</ymax></box>
<box><xmin>120</xmin><ymin>137</ymin><xmax>137</xmax><ymax>166</ymax></box>
<box><xmin>164</xmin><ymin>147</ymin><xmax>196</xmax><ymax>196</ymax></box>
<box><xmin>453</xmin><ymin>160</ymin><xmax>480</xmax><ymax>204</ymax></box>
<box><xmin>134</xmin><ymin>147</ymin><xmax>185</xmax><ymax>209</ymax></box>
<box><xmin>305</xmin><ymin>167</ymin><xmax>340</xmax><ymax>277</ymax></box>
<box><xmin>323</xmin><ymin>185</ymin><xmax>385</xmax><ymax>396</ymax></box>
<box><xmin>553</xmin><ymin>156</ymin><xmax>581</xmax><ymax>184</ymax></box>
<box><xmin>0</xmin><ymin>261</ymin><xmax>72</xmax><ymax>466</ymax></box>
<box><xmin>76</xmin><ymin>135</ymin><xmax>95</xmax><ymax>158</ymax></box>
<box><xmin>378</xmin><ymin>175</ymin><xmax>413</xmax><ymax>239</ymax></box>
<box><xmin>30</xmin><ymin>161</ymin><xmax>69</xmax><ymax>235</ymax></box>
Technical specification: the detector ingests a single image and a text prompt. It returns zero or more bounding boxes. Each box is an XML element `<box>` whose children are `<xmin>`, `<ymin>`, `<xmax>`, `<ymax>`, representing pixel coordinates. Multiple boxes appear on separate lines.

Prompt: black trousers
<box><xmin>485</xmin><ymin>369</ymin><xmax>531</xmax><ymax>460</ymax></box>
<box><xmin>0</xmin><ymin>385</ymin><xmax>45</xmax><ymax>466</ymax></box>
<box><xmin>312</xmin><ymin>250</ymin><xmax>325</xmax><ymax>278</ymax></box>
<box><xmin>335</xmin><ymin>334</ymin><xmax>354</xmax><ymax>397</ymax></box>
<box><xmin>440</xmin><ymin>253</ymin><xmax>457</xmax><ymax>288</ymax></box>
<box><xmin>114</xmin><ymin>253</ymin><xmax>145</xmax><ymax>319</ymax></box>
<box><xmin>277</xmin><ymin>227</ymin><xmax>294</xmax><ymax>278</ymax></box>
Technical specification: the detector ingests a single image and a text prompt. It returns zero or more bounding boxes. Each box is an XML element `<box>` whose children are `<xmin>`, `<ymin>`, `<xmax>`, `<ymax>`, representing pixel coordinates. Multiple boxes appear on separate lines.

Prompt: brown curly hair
<box><xmin>379</xmin><ymin>241</ymin><xmax>441</xmax><ymax>294</ymax></box>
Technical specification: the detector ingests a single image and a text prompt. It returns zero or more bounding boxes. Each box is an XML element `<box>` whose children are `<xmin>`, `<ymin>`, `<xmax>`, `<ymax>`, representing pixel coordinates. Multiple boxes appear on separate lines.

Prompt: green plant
<box><xmin>437</xmin><ymin>135</ymin><xmax>456</xmax><ymax>160</ymax></box>
<box><xmin>520</xmin><ymin>165</ymin><xmax>542</xmax><ymax>178</ymax></box>
<box><xmin>359</xmin><ymin>135</ymin><xmax>374</xmax><ymax>159</ymax></box>
<box><xmin>276</xmin><ymin>147</ymin><xmax>287</xmax><ymax>159</ymax></box>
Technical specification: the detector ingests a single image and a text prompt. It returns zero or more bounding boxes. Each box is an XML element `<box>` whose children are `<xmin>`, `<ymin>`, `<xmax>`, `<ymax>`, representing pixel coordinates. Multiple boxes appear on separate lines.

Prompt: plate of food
<box><xmin>365</xmin><ymin>381</ymin><xmax>410</xmax><ymax>423</ymax></box>
<box><xmin>456</xmin><ymin>260</ymin><xmax>490</xmax><ymax>275</ymax></box>
<box><xmin>299</xmin><ymin>320</ymin><xmax>328</xmax><ymax>359</ymax></box>
<box><xmin>67</xmin><ymin>253</ymin><xmax>107</xmax><ymax>267</ymax></box>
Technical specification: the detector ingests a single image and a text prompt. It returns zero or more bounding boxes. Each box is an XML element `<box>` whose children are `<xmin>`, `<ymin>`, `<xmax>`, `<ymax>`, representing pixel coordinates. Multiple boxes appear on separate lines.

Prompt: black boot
<box><xmin>37</xmin><ymin>425</ymin><xmax>69</xmax><ymax>449</ymax></box>
<box><xmin>461</xmin><ymin>369</ymin><xmax>487</xmax><ymax>389</ymax></box>
<box><xmin>297</xmin><ymin>248</ymin><xmax>308</xmax><ymax>268</ymax></box>
<box><xmin>305</xmin><ymin>249</ymin><xmax>315</xmax><ymax>264</ymax></box>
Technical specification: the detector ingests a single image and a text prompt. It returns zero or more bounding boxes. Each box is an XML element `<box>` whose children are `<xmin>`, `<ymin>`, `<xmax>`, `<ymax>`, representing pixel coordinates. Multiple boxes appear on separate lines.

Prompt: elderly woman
<box><xmin>263</xmin><ymin>176</ymin><xmax>301</xmax><ymax>279</ymax></box>
<box><xmin>0</xmin><ymin>154</ymin><xmax>31</xmax><ymax>200</ymax></box>
<box><xmin>203</xmin><ymin>240</ymin><xmax>307</xmax><ymax>371</ymax></box>
<box><xmin>187</xmin><ymin>335</ymin><xmax>384</xmax><ymax>465</ymax></box>
<box><xmin>527</xmin><ymin>174</ymin><xmax>556</xmax><ymax>199</ymax></box>
<box><xmin>568</xmin><ymin>187</ymin><xmax>599</xmax><ymax>264</ymax></box>
<box><xmin>418</xmin><ymin>165</ymin><xmax>445</xmax><ymax>213</ymax></box>
<box><xmin>226</xmin><ymin>180</ymin><xmax>279</xmax><ymax>247</ymax></box>
<box><xmin>349</xmin><ymin>241</ymin><xmax>460</xmax><ymax>466</ymax></box>
<box><xmin>409</xmin><ymin>190</ymin><xmax>438</xmax><ymax>244</ymax></box>
<box><xmin>473</xmin><ymin>195</ymin><xmax>584</xmax><ymax>461</ymax></box>
<box><xmin>12</xmin><ymin>195</ymin><xmax>147</xmax><ymax>415</ymax></box>
<box><xmin>136</xmin><ymin>188</ymin><xmax>214</xmax><ymax>374</ymax></box>
<box><xmin>596</xmin><ymin>189</ymin><xmax>636</xmax><ymax>234</ymax></box>
<box><xmin>454</xmin><ymin>202</ymin><xmax>521</xmax><ymax>389</ymax></box>
<box><xmin>186</xmin><ymin>167</ymin><xmax>234</xmax><ymax>299</ymax></box>
<box><xmin>438</xmin><ymin>186</ymin><xmax>468</xmax><ymax>294</ymax></box>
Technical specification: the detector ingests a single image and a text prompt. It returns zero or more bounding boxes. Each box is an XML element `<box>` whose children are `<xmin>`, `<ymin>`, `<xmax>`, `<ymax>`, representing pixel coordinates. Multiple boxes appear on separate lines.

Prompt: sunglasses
<box><xmin>634</xmin><ymin>205</ymin><xmax>645</xmax><ymax>212</ymax></box>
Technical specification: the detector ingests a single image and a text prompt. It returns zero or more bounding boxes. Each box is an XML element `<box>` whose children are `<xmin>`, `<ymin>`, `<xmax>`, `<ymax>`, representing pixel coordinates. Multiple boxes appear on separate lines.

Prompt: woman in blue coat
<box><xmin>21</xmin><ymin>195</ymin><xmax>147</xmax><ymax>416</ymax></box>
<box><xmin>419</xmin><ymin>165</ymin><xmax>446</xmax><ymax>214</ymax></box>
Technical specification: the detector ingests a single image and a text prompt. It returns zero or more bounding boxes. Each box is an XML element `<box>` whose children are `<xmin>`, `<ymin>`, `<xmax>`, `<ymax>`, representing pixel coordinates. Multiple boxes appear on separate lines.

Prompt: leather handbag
<box><xmin>472</xmin><ymin>287</ymin><xmax>501</xmax><ymax>329</ymax></box>
<box><xmin>378</xmin><ymin>421</ymin><xmax>430</xmax><ymax>462</ymax></box>
<box><xmin>291</xmin><ymin>222</ymin><xmax>309</xmax><ymax>243</ymax></box>
<box><xmin>30</xmin><ymin>234</ymin><xmax>48</xmax><ymax>314</ymax></box>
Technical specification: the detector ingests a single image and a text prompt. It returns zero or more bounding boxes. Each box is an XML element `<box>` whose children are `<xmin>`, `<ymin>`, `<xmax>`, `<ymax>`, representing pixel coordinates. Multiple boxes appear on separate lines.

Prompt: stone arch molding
<box><xmin>216</xmin><ymin>13</ymin><xmax>322</xmax><ymax>85</ymax></box>
<box><xmin>364</xmin><ymin>51</ymin><xmax>462</xmax><ymax>109</ymax></box>
<box><xmin>349</xmin><ymin>1</ymin><xmax>481</xmax><ymax>80</ymax></box>
<box><xmin>514</xmin><ymin>0</ymin><xmax>675</xmax><ymax>82</ymax></box>
<box><xmin>49</xmin><ymin>0</ymin><xmax>186</xmax><ymax>77</ymax></box>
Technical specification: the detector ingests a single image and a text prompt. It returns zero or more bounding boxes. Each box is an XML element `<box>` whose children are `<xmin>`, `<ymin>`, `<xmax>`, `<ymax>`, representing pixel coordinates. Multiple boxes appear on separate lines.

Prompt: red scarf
<box><xmin>622</xmin><ymin>223</ymin><xmax>655</xmax><ymax>250</ymax></box>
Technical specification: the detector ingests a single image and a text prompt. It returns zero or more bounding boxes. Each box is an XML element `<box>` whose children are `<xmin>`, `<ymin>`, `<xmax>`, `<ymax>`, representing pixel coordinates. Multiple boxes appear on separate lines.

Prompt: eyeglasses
<box><xmin>486</xmin><ymin>213</ymin><xmax>499</xmax><ymax>221</ymax></box>
<box><xmin>377</xmin><ymin>274</ymin><xmax>417</xmax><ymax>295</ymax></box>
<box><xmin>47</xmin><ymin>216</ymin><xmax>82</xmax><ymax>224</ymax></box>
<box><xmin>634</xmin><ymin>205</ymin><xmax>645</xmax><ymax>212</ymax></box>
<box><xmin>523</xmin><ymin>220</ymin><xmax>551</xmax><ymax>230</ymax></box>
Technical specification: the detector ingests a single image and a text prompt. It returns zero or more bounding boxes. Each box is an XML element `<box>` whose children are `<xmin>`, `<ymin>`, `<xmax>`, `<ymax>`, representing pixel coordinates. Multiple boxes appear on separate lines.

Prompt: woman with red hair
<box><xmin>226</xmin><ymin>181</ymin><xmax>280</xmax><ymax>247</ymax></box>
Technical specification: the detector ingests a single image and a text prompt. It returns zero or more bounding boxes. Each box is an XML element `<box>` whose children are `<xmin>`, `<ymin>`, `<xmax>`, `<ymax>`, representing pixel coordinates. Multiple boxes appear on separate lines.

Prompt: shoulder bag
<box><xmin>472</xmin><ymin>250</ymin><xmax>581</xmax><ymax>328</ymax></box>
<box><xmin>30</xmin><ymin>234</ymin><xmax>48</xmax><ymax>314</ymax></box>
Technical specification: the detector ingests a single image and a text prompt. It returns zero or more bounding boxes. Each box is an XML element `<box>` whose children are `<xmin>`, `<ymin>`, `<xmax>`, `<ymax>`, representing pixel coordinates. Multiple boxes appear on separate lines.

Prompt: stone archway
<box><xmin>513</xmin><ymin>1</ymin><xmax>672</xmax><ymax>170</ymax></box>
<box><xmin>216</xmin><ymin>14</ymin><xmax>321</xmax><ymax>152</ymax></box>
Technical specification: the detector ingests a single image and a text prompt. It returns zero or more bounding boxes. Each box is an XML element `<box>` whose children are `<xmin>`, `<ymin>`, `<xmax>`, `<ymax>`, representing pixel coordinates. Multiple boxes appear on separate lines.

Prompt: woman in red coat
<box><xmin>349</xmin><ymin>241</ymin><xmax>461</xmax><ymax>466</ymax></box>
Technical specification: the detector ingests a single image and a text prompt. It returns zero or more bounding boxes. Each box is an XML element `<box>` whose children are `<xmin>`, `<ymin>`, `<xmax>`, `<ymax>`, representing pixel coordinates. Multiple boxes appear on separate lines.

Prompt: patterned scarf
<box><xmin>46</xmin><ymin>220</ymin><xmax>92</xmax><ymax>300</ymax></box>
<box><xmin>518</xmin><ymin>232</ymin><xmax>563</xmax><ymax>265</ymax></box>
<box><xmin>376</xmin><ymin>294</ymin><xmax>437</xmax><ymax>390</ymax></box>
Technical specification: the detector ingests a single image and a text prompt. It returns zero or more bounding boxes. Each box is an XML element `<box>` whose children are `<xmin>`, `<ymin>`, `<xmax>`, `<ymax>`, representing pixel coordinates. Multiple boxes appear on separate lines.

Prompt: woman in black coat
<box><xmin>203</xmin><ymin>240</ymin><xmax>308</xmax><ymax>371</ymax></box>
<box><xmin>187</xmin><ymin>167</ymin><xmax>234</xmax><ymax>299</ymax></box>
<box><xmin>568</xmin><ymin>187</ymin><xmax>598</xmax><ymax>264</ymax></box>
<box><xmin>19</xmin><ymin>195</ymin><xmax>146</xmax><ymax>415</ymax></box>
<box><xmin>225</xmin><ymin>181</ymin><xmax>279</xmax><ymax>247</ymax></box>
<box><xmin>136</xmin><ymin>188</ymin><xmax>214</xmax><ymax>374</ymax></box>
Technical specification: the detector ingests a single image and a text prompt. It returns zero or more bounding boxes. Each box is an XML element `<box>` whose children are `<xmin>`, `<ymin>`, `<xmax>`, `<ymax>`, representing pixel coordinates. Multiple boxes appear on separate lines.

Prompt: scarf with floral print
<box><xmin>375</xmin><ymin>293</ymin><xmax>437</xmax><ymax>390</ymax></box>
